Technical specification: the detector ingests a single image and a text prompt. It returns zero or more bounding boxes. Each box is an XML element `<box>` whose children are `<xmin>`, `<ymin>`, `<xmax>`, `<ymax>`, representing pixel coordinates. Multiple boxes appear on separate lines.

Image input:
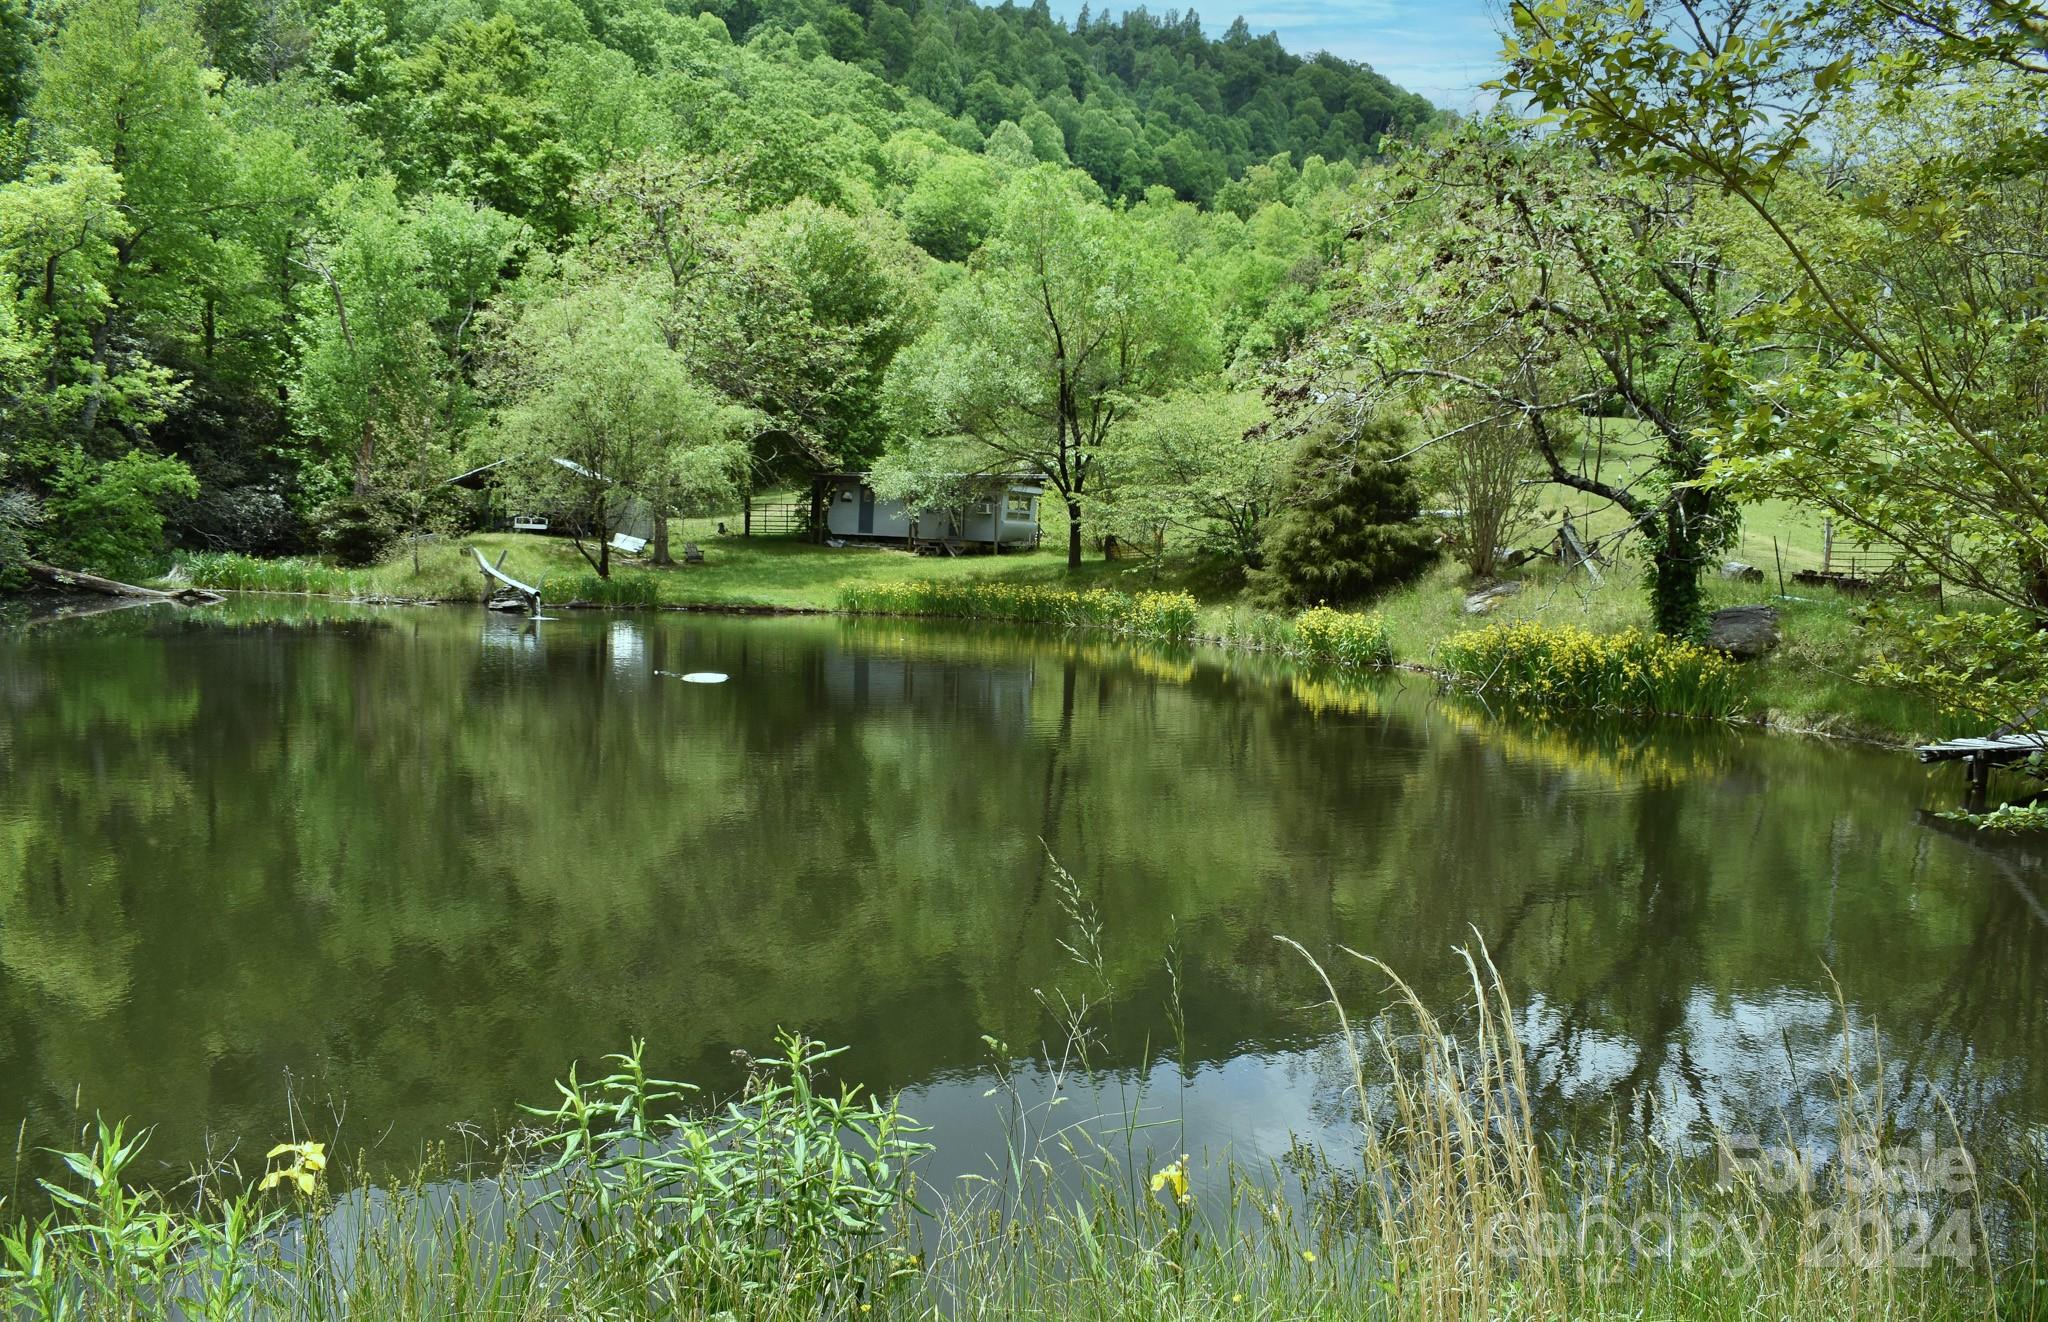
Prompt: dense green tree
<box><xmin>882</xmin><ymin>166</ymin><xmax>1214</xmax><ymax>568</ymax></box>
<box><xmin>1099</xmin><ymin>385</ymin><xmax>1283</xmax><ymax>574</ymax></box>
<box><xmin>497</xmin><ymin>273</ymin><xmax>745</xmax><ymax>576</ymax></box>
<box><xmin>293</xmin><ymin>178</ymin><xmax>518</xmax><ymax>504</ymax></box>
<box><xmin>394</xmin><ymin>15</ymin><xmax>583</xmax><ymax>235</ymax></box>
<box><xmin>898</xmin><ymin>152</ymin><xmax>997</xmax><ymax>260</ymax></box>
<box><xmin>1250</xmin><ymin>414</ymin><xmax>1438</xmax><ymax>607</ymax></box>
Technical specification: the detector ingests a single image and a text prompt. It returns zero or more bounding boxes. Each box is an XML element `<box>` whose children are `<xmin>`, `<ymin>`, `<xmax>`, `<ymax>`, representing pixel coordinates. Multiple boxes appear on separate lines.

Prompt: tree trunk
<box><xmin>652</xmin><ymin>509</ymin><xmax>673</xmax><ymax>566</ymax></box>
<box><xmin>1066</xmin><ymin>500</ymin><xmax>1082</xmax><ymax>570</ymax></box>
<box><xmin>26</xmin><ymin>562</ymin><xmax>223</xmax><ymax>605</ymax></box>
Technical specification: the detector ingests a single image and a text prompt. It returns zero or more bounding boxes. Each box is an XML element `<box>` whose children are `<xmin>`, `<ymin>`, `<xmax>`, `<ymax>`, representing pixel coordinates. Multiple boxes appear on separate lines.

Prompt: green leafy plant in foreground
<box><xmin>522</xmin><ymin>1031</ymin><xmax>927</xmax><ymax>1312</ymax></box>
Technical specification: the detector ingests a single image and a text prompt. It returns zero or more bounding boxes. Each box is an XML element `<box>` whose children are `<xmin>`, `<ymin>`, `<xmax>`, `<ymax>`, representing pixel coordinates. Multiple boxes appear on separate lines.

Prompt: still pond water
<box><xmin>3</xmin><ymin>600</ymin><xmax>2046</xmax><ymax>1193</ymax></box>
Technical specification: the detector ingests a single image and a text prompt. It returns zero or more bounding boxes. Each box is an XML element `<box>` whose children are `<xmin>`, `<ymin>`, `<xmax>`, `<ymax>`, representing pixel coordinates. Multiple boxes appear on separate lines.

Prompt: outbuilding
<box><xmin>810</xmin><ymin>473</ymin><xmax>1044</xmax><ymax>551</ymax></box>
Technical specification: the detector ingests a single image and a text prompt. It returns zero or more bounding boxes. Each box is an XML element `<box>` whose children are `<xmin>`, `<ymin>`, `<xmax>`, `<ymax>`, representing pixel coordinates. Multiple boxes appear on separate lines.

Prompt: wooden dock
<box><xmin>1918</xmin><ymin>729</ymin><xmax>2045</xmax><ymax>812</ymax></box>
<box><xmin>1917</xmin><ymin>732</ymin><xmax>2048</xmax><ymax>765</ymax></box>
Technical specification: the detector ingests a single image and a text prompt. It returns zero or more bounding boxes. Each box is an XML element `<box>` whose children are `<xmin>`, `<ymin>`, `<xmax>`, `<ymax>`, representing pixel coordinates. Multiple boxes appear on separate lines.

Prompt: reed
<box><xmin>564</xmin><ymin>571</ymin><xmax>663</xmax><ymax>608</ymax></box>
<box><xmin>838</xmin><ymin>581</ymin><xmax>1200</xmax><ymax>642</ymax></box>
<box><xmin>1438</xmin><ymin>621</ymin><xmax>1750</xmax><ymax>719</ymax></box>
<box><xmin>176</xmin><ymin>552</ymin><xmax>365</xmax><ymax>597</ymax></box>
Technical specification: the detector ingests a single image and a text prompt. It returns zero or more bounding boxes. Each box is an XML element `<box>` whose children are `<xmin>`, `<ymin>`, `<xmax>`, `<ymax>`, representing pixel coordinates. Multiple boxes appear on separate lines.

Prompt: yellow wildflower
<box><xmin>1150</xmin><ymin>1155</ymin><xmax>1193</xmax><ymax>1208</ymax></box>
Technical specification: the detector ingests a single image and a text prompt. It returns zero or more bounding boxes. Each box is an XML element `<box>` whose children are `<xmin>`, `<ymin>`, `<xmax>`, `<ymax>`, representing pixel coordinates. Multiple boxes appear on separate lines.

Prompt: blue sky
<box><xmin>1042</xmin><ymin>0</ymin><xmax>1507</xmax><ymax>112</ymax></box>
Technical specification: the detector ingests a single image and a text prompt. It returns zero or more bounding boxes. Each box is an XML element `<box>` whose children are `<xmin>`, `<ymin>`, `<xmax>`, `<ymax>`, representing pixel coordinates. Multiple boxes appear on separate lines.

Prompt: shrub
<box><xmin>315</xmin><ymin>494</ymin><xmax>396</xmax><ymax>567</ymax></box>
<box><xmin>566</xmin><ymin>571</ymin><xmax>661</xmax><ymax>607</ymax></box>
<box><xmin>838</xmin><ymin>581</ymin><xmax>1199</xmax><ymax>641</ymax></box>
<box><xmin>43</xmin><ymin>449</ymin><xmax>200</xmax><ymax>579</ymax></box>
<box><xmin>1438</xmin><ymin>621</ymin><xmax>1749</xmax><ymax>719</ymax></box>
<box><xmin>1250</xmin><ymin>415</ymin><xmax>1439</xmax><ymax>608</ymax></box>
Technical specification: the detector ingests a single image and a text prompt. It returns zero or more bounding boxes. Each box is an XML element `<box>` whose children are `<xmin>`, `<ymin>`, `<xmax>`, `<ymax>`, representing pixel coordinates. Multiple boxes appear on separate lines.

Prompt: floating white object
<box><xmin>681</xmin><ymin>672</ymin><xmax>728</xmax><ymax>684</ymax></box>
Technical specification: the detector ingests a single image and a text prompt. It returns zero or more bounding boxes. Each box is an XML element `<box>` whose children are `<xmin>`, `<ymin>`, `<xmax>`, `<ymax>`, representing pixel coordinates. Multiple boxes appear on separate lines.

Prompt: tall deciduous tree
<box><xmin>1293</xmin><ymin>121</ymin><xmax>1746</xmax><ymax>636</ymax></box>
<box><xmin>1499</xmin><ymin>0</ymin><xmax>2048</xmax><ymax>721</ymax></box>
<box><xmin>496</xmin><ymin>274</ymin><xmax>744</xmax><ymax>578</ymax></box>
<box><xmin>883</xmin><ymin>165</ymin><xmax>1214</xmax><ymax>568</ymax></box>
<box><xmin>1099</xmin><ymin>385</ymin><xmax>1285</xmax><ymax>574</ymax></box>
<box><xmin>293</xmin><ymin>178</ymin><xmax>517</xmax><ymax>504</ymax></box>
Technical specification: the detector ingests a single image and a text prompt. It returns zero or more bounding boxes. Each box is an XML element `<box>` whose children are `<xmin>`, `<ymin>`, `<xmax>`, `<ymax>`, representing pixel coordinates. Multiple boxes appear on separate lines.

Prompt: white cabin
<box><xmin>812</xmin><ymin>473</ymin><xmax>1044</xmax><ymax>550</ymax></box>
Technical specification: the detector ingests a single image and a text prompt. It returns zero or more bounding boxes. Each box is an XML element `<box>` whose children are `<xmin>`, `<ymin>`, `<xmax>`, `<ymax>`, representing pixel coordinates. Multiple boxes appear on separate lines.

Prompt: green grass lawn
<box><xmin>357</xmin><ymin>531</ymin><xmax>1181</xmax><ymax>610</ymax></box>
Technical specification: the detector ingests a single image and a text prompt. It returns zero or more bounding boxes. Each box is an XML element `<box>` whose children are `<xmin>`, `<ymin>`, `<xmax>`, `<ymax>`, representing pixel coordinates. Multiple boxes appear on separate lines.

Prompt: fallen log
<box><xmin>25</xmin><ymin>561</ymin><xmax>225</xmax><ymax>606</ymax></box>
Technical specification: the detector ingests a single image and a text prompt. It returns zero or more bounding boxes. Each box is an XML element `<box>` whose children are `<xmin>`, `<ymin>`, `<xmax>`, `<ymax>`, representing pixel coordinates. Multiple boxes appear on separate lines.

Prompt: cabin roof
<box><xmin>816</xmin><ymin>471</ymin><xmax>1044</xmax><ymax>490</ymax></box>
<box><xmin>448</xmin><ymin>456</ymin><xmax>602</xmax><ymax>490</ymax></box>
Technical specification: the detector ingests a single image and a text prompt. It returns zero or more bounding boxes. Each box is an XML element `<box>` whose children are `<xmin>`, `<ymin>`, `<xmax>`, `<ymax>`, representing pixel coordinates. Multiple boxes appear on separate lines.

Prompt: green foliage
<box><xmin>1291</xmin><ymin>605</ymin><xmax>1393</xmax><ymax>668</ymax></box>
<box><xmin>1438</xmin><ymin>621</ymin><xmax>1750</xmax><ymax>720</ymax></box>
<box><xmin>42</xmin><ymin>449</ymin><xmax>199</xmax><ymax>578</ymax></box>
<box><xmin>314</xmin><ymin>492</ymin><xmax>396</xmax><ymax>567</ymax></box>
<box><xmin>883</xmin><ymin>165</ymin><xmax>1216</xmax><ymax>569</ymax></box>
<box><xmin>0</xmin><ymin>488</ymin><xmax>39</xmax><ymax>585</ymax></box>
<box><xmin>839</xmin><ymin>579</ymin><xmax>1199</xmax><ymax>640</ymax></box>
<box><xmin>1941</xmin><ymin>801</ymin><xmax>2048</xmax><ymax>835</ymax></box>
<box><xmin>1296</xmin><ymin>118</ymin><xmax>1742</xmax><ymax>637</ymax></box>
<box><xmin>178</xmin><ymin>550</ymin><xmax>365</xmax><ymax>594</ymax></box>
<box><xmin>524</xmin><ymin>1034</ymin><xmax>927</xmax><ymax>1310</ymax></box>
<box><xmin>565</xmin><ymin>569</ymin><xmax>662</xmax><ymax>606</ymax></box>
<box><xmin>1</xmin><ymin>1037</ymin><xmax>926</xmax><ymax>1318</ymax></box>
<box><xmin>495</xmin><ymin>272</ymin><xmax>747</xmax><ymax>578</ymax></box>
<box><xmin>1498</xmin><ymin>0</ymin><xmax>2048</xmax><ymax>676</ymax></box>
<box><xmin>1251</xmin><ymin>417</ymin><xmax>1438</xmax><ymax>608</ymax></box>
<box><xmin>1100</xmin><ymin>386</ymin><xmax>1286</xmax><ymax>576</ymax></box>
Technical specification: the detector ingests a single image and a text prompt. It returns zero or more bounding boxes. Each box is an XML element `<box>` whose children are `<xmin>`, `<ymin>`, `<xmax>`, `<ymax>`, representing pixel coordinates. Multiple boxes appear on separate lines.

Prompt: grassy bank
<box><xmin>1</xmin><ymin>939</ymin><xmax>2022</xmax><ymax>1321</ymax></box>
<box><xmin>166</xmin><ymin>528</ymin><xmax>1948</xmax><ymax>744</ymax></box>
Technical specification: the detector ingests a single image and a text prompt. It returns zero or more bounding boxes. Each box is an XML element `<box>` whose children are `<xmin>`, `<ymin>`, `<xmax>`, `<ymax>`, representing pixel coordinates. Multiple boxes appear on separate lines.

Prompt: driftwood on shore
<box><xmin>24</xmin><ymin>561</ymin><xmax>225</xmax><ymax>606</ymax></box>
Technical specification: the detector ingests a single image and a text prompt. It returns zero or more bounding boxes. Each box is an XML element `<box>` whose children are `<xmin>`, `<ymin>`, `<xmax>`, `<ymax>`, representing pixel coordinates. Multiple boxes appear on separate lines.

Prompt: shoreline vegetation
<box><xmin>147</xmin><ymin>533</ymin><xmax>1947</xmax><ymax>745</ymax></box>
<box><xmin>1</xmin><ymin>938</ymin><xmax>2028</xmax><ymax>1321</ymax></box>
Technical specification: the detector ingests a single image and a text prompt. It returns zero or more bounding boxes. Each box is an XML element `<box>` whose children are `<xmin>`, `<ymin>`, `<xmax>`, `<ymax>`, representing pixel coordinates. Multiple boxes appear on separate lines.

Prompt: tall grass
<box><xmin>177</xmin><ymin>552</ymin><xmax>365</xmax><ymax>597</ymax></box>
<box><xmin>563</xmin><ymin>571</ymin><xmax>663</xmax><ymax>608</ymax></box>
<box><xmin>1438</xmin><ymin>621</ymin><xmax>1751</xmax><ymax>719</ymax></box>
<box><xmin>839</xmin><ymin>581</ymin><xmax>1200</xmax><ymax>642</ymax></box>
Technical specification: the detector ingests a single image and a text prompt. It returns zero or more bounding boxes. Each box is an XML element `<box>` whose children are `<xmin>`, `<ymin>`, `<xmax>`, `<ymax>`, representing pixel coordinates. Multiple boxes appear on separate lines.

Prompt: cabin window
<box><xmin>976</xmin><ymin>499</ymin><xmax>994</xmax><ymax>516</ymax></box>
<box><xmin>1006</xmin><ymin>492</ymin><xmax>1034</xmax><ymax>518</ymax></box>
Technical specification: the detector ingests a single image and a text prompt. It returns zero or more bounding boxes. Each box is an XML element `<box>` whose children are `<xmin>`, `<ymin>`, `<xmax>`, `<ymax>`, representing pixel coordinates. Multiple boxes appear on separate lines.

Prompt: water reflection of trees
<box><xmin>0</xmin><ymin>605</ymin><xmax>2043</xmax><ymax>1185</ymax></box>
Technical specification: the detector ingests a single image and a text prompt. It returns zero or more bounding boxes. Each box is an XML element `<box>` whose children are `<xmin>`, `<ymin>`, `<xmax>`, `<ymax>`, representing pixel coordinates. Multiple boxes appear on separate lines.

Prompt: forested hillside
<box><xmin>0</xmin><ymin>0</ymin><xmax>1428</xmax><ymax>576</ymax></box>
<box><xmin>698</xmin><ymin>0</ymin><xmax>1440</xmax><ymax>200</ymax></box>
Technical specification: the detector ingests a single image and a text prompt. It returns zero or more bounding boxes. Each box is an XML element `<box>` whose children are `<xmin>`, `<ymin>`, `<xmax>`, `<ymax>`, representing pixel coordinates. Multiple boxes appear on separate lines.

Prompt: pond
<box><xmin>2</xmin><ymin>600</ymin><xmax>2045</xmax><ymax>1198</ymax></box>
